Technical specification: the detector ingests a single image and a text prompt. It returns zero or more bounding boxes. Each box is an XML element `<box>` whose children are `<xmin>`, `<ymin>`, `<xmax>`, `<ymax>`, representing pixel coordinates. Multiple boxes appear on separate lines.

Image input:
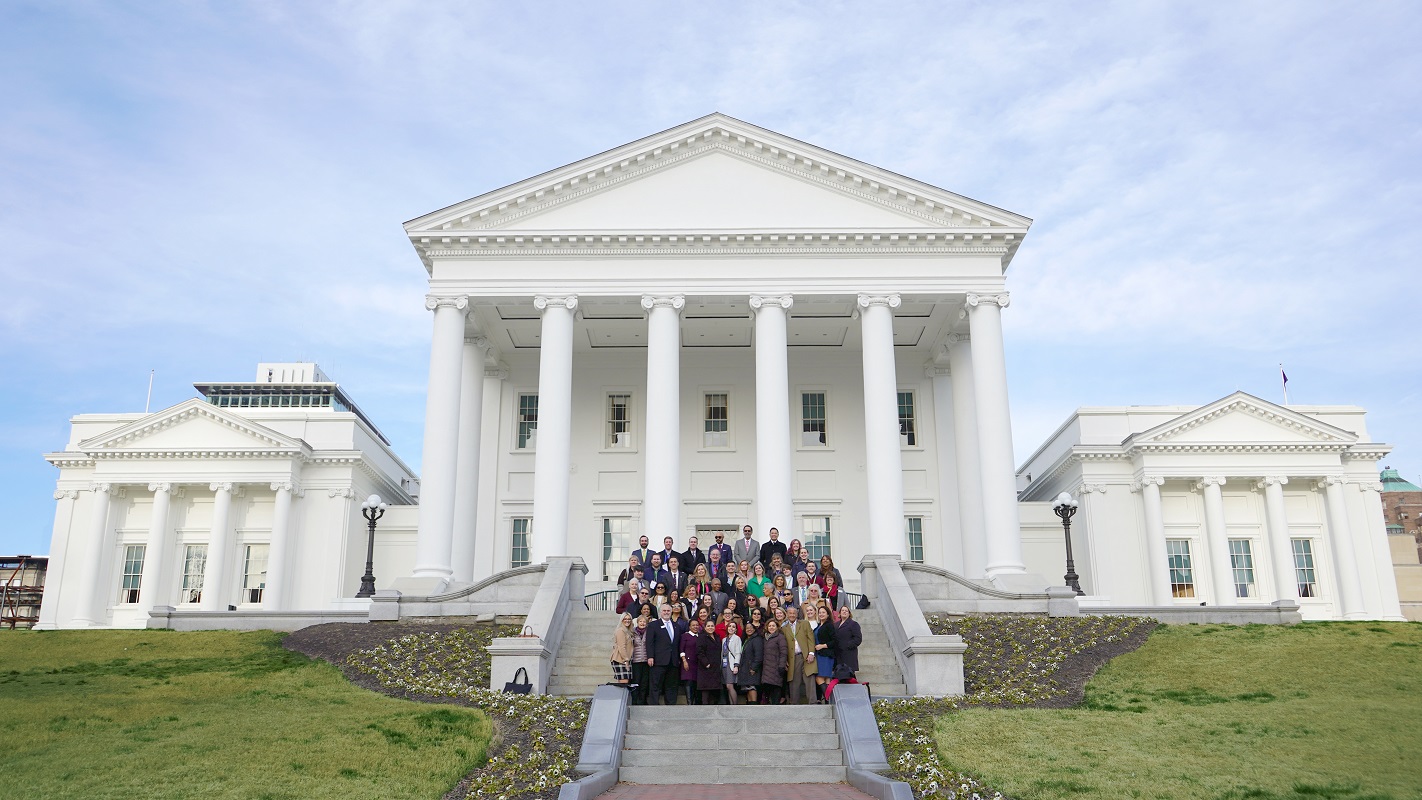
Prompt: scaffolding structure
<box><xmin>1</xmin><ymin>556</ymin><xmax>46</xmax><ymax>629</ymax></box>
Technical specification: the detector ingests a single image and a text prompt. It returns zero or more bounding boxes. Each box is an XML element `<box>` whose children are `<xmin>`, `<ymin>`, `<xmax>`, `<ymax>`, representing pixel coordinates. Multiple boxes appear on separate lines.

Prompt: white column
<box><xmin>264</xmin><ymin>482</ymin><xmax>296</xmax><ymax>610</ymax></box>
<box><xmin>1319</xmin><ymin>476</ymin><xmax>1366</xmax><ymax>619</ymax></box>
<box><xmin>1135</xmin><ymin>476</ymin><xmax>1173</xmax><ymax>605</ymax></box>
<box><xmin>139</xmin><ymin>482</ymin><xmax>173</xmax><ymax>614</ymax></box>
<box><xmin>199</xmin><ymin>483</ymin><xmax>236</xmax><ymax>611</ymax></box>
<box><xmin>642</xmin><ymin>295</ymin><xmax>684</xmax><ymax>543</ymax></box>
<box><xmin>750</xmin><ymin>295</ymin><xmax>795</xmax><ymax>537</ymax></box>
<box><xmin>530</xmin><ymin>295</ymin><xmax>578</xmax><ymax>563</ymax></box>
<box><xmin>473</xmin><ymin>363</ymin><xmax>508</xmax><ymax>581</ymax></box>
<box><xmin>413</xmin><ymin>294</ymin><xmax>470</xmax><ymax>578</ymax></box>
<box><xmin>1357</xmin><ymin>480</ymin><xmax>1405</xmax><ymax>620</ymax></box>
<box><xmin>72</xmin><ymin>483</ymin><xmax>116</xmax><ymax>626</ymax></box>
<box><xmin>1257</xmin><ymin>477</ymin><xmax>1297</xmax><ymax>604</ymax></box>
<box><xmin>926</xmin><ymin>363</ymin><xmax>963</xmax><ymax>574</ymax></box>
<box><xmin>964</xmin><ymin>294</ymin><xmax>1024</xmax><ymax>576</ymax></box>
<box><xmin>451</xmin><ymin>336</ymin><xmax>490</xmax><ymax>582</ymax></box>
<box><xmin>858</xmin><ymin>293</ymin><xmax>906</xmax><ymax>557</ymax></box>
<box><xmin>36</xmin><ymin>489</ymin><xmax>80</xmax><ymax>629</ymax></box>
<box><xmin>1196</xmin><ymin>476</ymin><xmax>1235</xmax><ymax>605</ymax></box>
<box><xmin>946</xmin><ymin>334</ymin><xmax>986</xmax><ymax>577</ymax></box>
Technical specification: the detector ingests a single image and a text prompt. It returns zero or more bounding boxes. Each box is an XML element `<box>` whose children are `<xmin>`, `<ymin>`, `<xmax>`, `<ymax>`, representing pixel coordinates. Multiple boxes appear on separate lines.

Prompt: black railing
<box><xmin>584</xmin><ymin>589</ymin><xmax>619</xmax><ymax>611</ymax></box>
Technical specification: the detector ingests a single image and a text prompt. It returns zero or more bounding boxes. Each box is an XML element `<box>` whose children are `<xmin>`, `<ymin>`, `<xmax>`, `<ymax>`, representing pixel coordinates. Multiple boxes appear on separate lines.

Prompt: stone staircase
<box><xmin>850</xmin><ymin>608</ymin><xmax>909</xmax><ymax>696</ymax></box>
<box><xmin>547</xmin><ymin>607</ymin><xmax>908</xmax><ymax>697</ymax></box>
<box><xmin>620</xmin><ymin>705</ymin><xmax>845</xmax><ymax>784</ymax></box>
<box><xmin>548</xmin><ymin>609</ymin><xmax>621</xmax><ymax>696</ymax></box>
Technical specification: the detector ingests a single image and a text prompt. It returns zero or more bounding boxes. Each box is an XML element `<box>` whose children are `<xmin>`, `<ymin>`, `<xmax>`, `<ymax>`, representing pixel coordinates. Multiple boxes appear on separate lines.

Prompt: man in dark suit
<box><xmin>659</xmin><ymin>556</ymin><xmax>688</xmax><ymax>597</ymax></box>
<box><xmin>708</xmin><ymin>531</ymin><xmax>733</xmax><ymax>572</ymax></box>
<box><xmin>631</xmin><ymin>535</ymin><xmax>653</xmax><ymax>574</ymax></box>
<box><xmin>649</xmin><ymin>604</ymin><xmax>681</xmax><ymax>705</ymax></box>
<box><xmin>657</xmin><ymin>536</ymin><xmax>679</xmax><ymax>573</ymax></box>
<box><xmin>680</xmin><ymin>535</ymin><xmax>707</xmax><ymax>575</ymax></box>
<box><xmin>758</xmin><ymin>527</ymin><xmax>788</xmax><ymax>571</ymax></box>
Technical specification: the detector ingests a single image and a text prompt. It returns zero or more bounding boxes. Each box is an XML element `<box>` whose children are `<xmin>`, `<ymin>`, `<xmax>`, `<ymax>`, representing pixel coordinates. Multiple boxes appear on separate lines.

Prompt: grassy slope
<box><xmin>936</xmin><ymin>622</ymin><xmax>1422</xmax><ymax>800</ymax></box>
<box><xmin>0</xmin><ymin>630</ymin><xmax>491</xmax><ymax>800</ymax></box>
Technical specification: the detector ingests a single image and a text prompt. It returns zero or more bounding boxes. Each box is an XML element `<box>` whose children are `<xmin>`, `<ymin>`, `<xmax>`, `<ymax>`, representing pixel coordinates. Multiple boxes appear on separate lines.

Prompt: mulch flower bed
<box><xmin>285</xmin><ymin>622</ymin><xmax>589</xmax><ymax>800</ymax></box>
<box><xmin>286</xmin><ymin>613</ymin><xmax>1157</xmax><ymax>800</ymax></box>
<box><xmin>874</xmin><ymin>614</ymin><xmax>1157</xmax><ymax>799</ymax></box>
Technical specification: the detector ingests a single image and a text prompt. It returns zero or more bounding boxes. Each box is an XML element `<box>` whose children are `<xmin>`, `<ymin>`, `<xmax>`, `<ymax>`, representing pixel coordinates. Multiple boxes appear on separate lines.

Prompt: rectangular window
<box><xmin>181</xmin><ymin>545</ymin><xmax>206</xmax><ymax>604</ymax></box>
<box><xmin>801</xmin><ymin>392</ymin><xmax>827</xmax><ymax>446</ymax></box>
<box><xmin>1166</xmin><ymin>538</ymin><xmax>1195</xmax><ymax>599</ymax></box>
<box><xmin>242</xmin><ymin>544</ymin><xmax>269</xmax><ymax>604</ymax></box>
<box><xmin>1228</xmin><ymin>538</ymin><xmax>1256</xmax><ymax>598</ymax></box>
<box><xmin>704</xmin><ymin>393</ymin><xmax>729</xmax><ymax>447</ymax></box>
<box><xmin>905</xmin><ymin>517</ymin><xmax>924</xmax><ymax>563</ymax></box>
<box><xmin>1292</xmin><ymin>538</ymin><xmax>1318</xmax><ymax>598</ymax></box>
<box><xmin>803</xmin><ymin>517</ymin><xmax>832</xmax><ymax>562</ymax></box>
<box><xmin>511</xmin><ymin>518</ymin><xmax>531</xmax><ymax>568</ymax></box>
<box><xmin>607</xmin><ymin>393</ymin><xmax>632</xmax><ymax>448</ymax></box>
<box><xmin>517</xmin><ymin>393</ymin><xmax>539</xmax><ymax>449</ymax></box>
<box><xmin>898</xmin><ymin>391</ymin><xmax>917</xmax><ymax>446</ymax></box>
<box><xmin>602</xmin><ymin>517</ymin><xmax>631</xmax><ymax>582</ymax></box>
<box><xmin>119</xmin><ymin>545</ymin><xmax>145</xmax><ymax>604</ymax></box>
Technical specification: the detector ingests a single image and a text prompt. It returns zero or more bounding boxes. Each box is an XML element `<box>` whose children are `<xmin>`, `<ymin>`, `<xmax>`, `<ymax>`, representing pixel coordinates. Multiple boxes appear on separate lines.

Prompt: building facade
<box><xmin>1380</xmin><ymin>467</ymin><xmax>1422</xmax><ymax>620</ymax></box>
<box><xmin>37</xmin><ymin>114</ymin><xmax>1404</xmax><ymax>627</ymax></box>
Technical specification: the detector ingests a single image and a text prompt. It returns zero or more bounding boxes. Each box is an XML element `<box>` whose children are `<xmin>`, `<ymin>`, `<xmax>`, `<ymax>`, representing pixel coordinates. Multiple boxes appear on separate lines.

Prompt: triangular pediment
<box><xmin>79</xmin><ymin>398</ymin><xmax>306</xmax><ymax>453</ymax></box>
<box><xmin>1128</xmin><ymin>392</ymin><xmax>1358</xmax><ymax>446</ymax></box>
<box><xmin>406</xmin><ymin>113</ymin><xmax>1031</xmax><ymax>234</ymax></box>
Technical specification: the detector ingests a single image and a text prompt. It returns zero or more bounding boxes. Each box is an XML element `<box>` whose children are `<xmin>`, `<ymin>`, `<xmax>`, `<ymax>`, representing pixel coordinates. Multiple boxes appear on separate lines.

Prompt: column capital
<box><xmin>965</xmin><ymin>292</ymin><xmax>1010</xmax><ymax>310</ymax></box>
<box><xmin>89</xmin><ymin>482</ymin><xmax>116</xmax><ymax>495</ymax></box>
<box><xmin>1353</xmin><ymin>480</ymin><xmax>1385</xmax><ymax>493</ymax></box>
<box><xmin>856</xmin><ymin>293</ymin><xmax>902</xmax><ymax>310</ymax></box>
<box><xmin>924</xmin><ymin>363</ymin><xmax>952</xmax><ymax>379</ymax></box>
<box><xmin>945</xmin><ymin>332</ymin><xmax>970</xmax><ymax>346</ymax></box>
<box><xmin>533</xmin><ymin>295</ymin><xmax>578</xmax><ymax>312</ymax></box>
<box><xmin>1317</xmin><ymin>475</ymin><xmax>1346</xmax><ymax>489</ymax></box>
<box><xmin>148</xmin><ymin>482</ymin><xmax>173</xmax><ymax>494</ymax></box>
<box><xmin>749</xmin><ymin>294</ymin><xmax>793</xmax><ymax>311</ymax></box>
<box><xmin>1076</xmin><ymin>482</ymin><xmax>1108</xmax><ymax>495</ymax></box>
<box><xmin>425</xmin><ymin>294</ymin><xmax>470</xmax><ymax>312</ymax></box>
<box><xmin>1255</xmin><ymin>476</ymin><xmax>1289</xmax><ymax>490</ymax></box>
<box><xmin>329</xmin><ymin>487</ymin><xmax>356</xmax><ymax>499</ymax></box>
<box><xmin>210</xmin><ymin>481</ymin><xmax>234</xmax><ymax>493</ymax></box>
<box><xmin>270</xmin><ymin>481</ymin><xmax>297</xmax><ymax>493</ymax></box>
<box><xmin>1195</xmin><ymin>476</ymin><xmax>1227</xmax><ymax>490</ymax></box>
<box><xmin>465</xmin><ymin>334</ymin><xmax>492</xmax><ymax>351</ymax></box>
<box><xmin>1131</xmin><ymin>475</ymin><xmax>1166</xmax><ymax>491</ymax></box>
<box><xmin>484</xmin><ymin>362</ymin><xmax>510</xmax><ymax>380</ymax></box>
<box><xmin>53</xmin><ymin>489</ymin><xmax>80</xmax><ymax>500</ymax></box>
<box><xmin>640</xmin><ymin>294</ymin><xmax>685</xmax><ymax>311</ymax></box>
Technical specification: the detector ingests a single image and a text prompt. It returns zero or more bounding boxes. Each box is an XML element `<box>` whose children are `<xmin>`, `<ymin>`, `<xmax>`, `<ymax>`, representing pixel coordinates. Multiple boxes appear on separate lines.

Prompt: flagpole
<box><xmin>145</xmin><ymin>369</ymin><xmax>154</xmax><ymax>413</ymax></box>
<box><xmin>1280</xmin><ymin>364</ymin><xmax>1289</xmax><ymax>405</ymax></box>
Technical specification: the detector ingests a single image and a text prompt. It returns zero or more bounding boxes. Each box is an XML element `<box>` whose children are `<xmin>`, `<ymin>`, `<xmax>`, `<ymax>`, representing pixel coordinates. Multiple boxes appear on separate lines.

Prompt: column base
<box><xmin>987</xmin><ymin>571</ymin><xmax>1048</xmax><ymax>593</ymax></box>
<box><xmin>389</xmin><ymin>576</ymin><xmax>452</xmax><ymax>598</ymax></box>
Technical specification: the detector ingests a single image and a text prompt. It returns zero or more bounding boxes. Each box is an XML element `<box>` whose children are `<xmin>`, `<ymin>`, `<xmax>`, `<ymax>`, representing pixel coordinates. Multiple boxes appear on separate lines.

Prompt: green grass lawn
<box><xmin>0</xmin><ymin>629</ymin><xmax>492</xmax><ymax>800</ymax></box>
<box><xmin>936</xmin><ymin>622</ymin><xmax>1422</xmax><ymax>800</ymax></box>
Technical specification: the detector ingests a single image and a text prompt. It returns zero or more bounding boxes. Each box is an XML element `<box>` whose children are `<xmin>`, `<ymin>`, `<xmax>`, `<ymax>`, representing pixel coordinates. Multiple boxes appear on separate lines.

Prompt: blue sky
<box><xmin>2</xmin><ymin>1</ymin><xmax>1419</xmax><ymax>555</ymax></box>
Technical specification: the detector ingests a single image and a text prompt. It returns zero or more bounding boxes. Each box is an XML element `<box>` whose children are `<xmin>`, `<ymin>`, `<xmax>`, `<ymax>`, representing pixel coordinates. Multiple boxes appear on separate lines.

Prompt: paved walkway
<box><xmin>597</xmin><ymin>784</ymin><xmax>875</xmax><ymax>800</ymax></box>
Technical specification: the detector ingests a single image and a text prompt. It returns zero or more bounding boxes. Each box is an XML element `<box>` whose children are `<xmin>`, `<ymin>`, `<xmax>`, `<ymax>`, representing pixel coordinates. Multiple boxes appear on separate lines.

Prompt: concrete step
<box><xmin>629</xmin><ymin>704</ymin><xmax>832</xmax><ymax>721</ymax></box>
<box><xmin>622</xmin><ymin>748</ymin><xmax>843</xmax><ymax>767</ymax></box>
<box><xmin>626</xmin><ymin>715</ymin><xmax>829</xmax><ymax>734</ymax></box>
<box><xmin>623</xmin><ymin>732</ymin><xmax>839</xmax><ymax>750</ymax></box>
<box><xmin>619</xmin><ymin>765</ymin><xmax>846</xmax><ymax>784</ymax></box>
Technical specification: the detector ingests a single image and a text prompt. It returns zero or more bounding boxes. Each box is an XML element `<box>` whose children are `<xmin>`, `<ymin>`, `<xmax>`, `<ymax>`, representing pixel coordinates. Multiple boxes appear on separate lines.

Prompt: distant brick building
<box><xmin>1381</xmin><ymin>467</ymin><xmax>1422</xmax><ymax>620</ymax></box>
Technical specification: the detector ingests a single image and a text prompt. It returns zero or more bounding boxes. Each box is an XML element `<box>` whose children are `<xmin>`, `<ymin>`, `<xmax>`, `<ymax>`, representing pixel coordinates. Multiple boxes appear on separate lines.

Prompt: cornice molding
<box><xmin>415</xmin><ymin>232</ymin><xmax>1012</xmax><ymax>261</ymax></box>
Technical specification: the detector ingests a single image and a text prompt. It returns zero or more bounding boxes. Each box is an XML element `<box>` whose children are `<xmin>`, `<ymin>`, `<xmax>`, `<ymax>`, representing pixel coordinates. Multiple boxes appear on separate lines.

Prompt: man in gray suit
<box><xmin>732</xmin><ymin>524</ymin><xmax>760</xmax><ymax>568</ymax></box>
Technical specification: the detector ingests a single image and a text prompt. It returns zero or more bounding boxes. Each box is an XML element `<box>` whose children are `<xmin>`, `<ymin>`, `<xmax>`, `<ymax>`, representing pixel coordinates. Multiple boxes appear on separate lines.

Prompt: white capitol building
<box><xmin>38</xmin><ymin>114</ymin><xmax>1404</xmax><ymax>635</ymax></box>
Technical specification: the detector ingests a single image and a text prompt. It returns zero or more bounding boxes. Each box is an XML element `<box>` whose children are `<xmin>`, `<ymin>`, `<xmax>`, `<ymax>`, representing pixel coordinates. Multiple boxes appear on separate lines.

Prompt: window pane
<box><xmin>518</xmin><ymin>394</ymin><xmax>539</xmax><ymax>448</ymax></box>
<box><xmin>120</xmin><ymin>545</ymin><xmax>145</xmax><ymax>604</ymax></box>
<box><xmin>181</xmin><ymin>545</ymin><xmax>207</xmax><ymax>604</ymax></box>
<box><xmin>803</xmin><ymin>517</ymin><xmax>832</xmax><ymax>562</ymax></box>
<box><xmin>1166</xmin><ymin>539</ymin><xmax>1195</xmax><ymax>598</ymax></box>
<box><xmin>607</xmin><ymin>394</ymin><xmax>631</xmax><ymax>448</ymax></box>
<box><xmin>704</xmin><ymin>393</ymin><xmax>729</xmax><ymax>446</ymax></box>
<box><xmin>511</xmin><ymin>518</ymin><xmax>531</xmax><ymax>568</ymax></box>
<box><xmin>1228</xmin><ymin>538</ymin><xmax>1256</xmax><ymax>598</ymax></box>
<box><xmin>897</xmin><ymin>391</ymin><xmax>917</xmax><ymax>446</ymax></box>
<box><xmin>905</xmin><ymin>517</ymin><xmax>924</xmax><ymax>563</ymax></box>
<box><xmin>602</xmin><ymin>517</ymin><xmax>631</xmax><ymax>581</ymax></box>
<box><xmin>1292</xmin><ymin>538</ymin><xmax>1317</xmax><ymax>598</ymax></box>
<box><xmin>801</xmin><ymin>392</ymin><xmax>827</xmax><ymax>446</ymax></box>
<box><xmin>242</xmin><ymin>544</ymin><xmax>269</xmax><ymax>604</ymax></box>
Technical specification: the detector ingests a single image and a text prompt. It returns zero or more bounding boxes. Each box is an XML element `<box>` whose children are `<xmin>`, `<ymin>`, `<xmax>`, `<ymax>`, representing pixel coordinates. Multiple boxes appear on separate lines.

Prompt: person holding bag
<box><xmin>812</xmin><ymin>604</ymin><xmax>837</xmax><ymax>703</ymax></box>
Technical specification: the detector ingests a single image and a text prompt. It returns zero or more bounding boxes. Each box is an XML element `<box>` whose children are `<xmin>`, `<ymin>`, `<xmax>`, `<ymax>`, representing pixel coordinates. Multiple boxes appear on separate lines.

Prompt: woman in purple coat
<box><xmin>679</xmin><ymin>619</ymin><xmax>703</xmax><ymax>705</ymax></box>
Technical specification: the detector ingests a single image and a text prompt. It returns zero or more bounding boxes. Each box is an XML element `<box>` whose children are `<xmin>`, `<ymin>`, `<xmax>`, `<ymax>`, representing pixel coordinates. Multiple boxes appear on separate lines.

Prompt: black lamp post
<box><xmin>1052</xmin><ymin>492</ymin><xmax>1085</xmax><ymax>596</ymax></box>
<box><xmin>357</xmin><ymin>494</ymin><xmax>388</xmax><ymax>598</ymax></box>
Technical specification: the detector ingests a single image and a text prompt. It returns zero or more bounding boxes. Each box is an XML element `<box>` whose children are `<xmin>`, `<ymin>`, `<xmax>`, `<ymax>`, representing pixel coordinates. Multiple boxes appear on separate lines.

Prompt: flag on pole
<box><xmin>1280</xmin><ymin>364</ymin><xmax>1289</xmax><ymax>405</ymax></box>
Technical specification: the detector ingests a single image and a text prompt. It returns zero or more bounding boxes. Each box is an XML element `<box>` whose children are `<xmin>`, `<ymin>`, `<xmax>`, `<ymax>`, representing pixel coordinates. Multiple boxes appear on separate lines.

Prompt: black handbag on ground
<box><xmin>503</xmin><ymin>667</ymin><xmax>533</xmax><ymax>694</ymax></box>
<box><xmin>856</xmin><ymin>595</ymin><xmax>871</xmax><ymax>609</ymax></box>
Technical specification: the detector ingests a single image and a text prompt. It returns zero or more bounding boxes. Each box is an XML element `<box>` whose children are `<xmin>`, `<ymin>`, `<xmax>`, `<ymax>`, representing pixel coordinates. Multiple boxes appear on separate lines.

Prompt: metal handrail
<box><xmin>584</xmin><ymin>589</ymin><xmax>619</xmax><ymax>611</ymax></box>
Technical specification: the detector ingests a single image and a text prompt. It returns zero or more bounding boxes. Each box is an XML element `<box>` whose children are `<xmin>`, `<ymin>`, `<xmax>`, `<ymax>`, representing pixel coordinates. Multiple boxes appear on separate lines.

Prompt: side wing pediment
<box><xmin>79</xmin><ymin>399</ymin><xmax>305</xmax><ymax>453</ymax></box>
<box><xmin>1130</xmin><ymin>393</ymin><xmax>1358</xmax><ymax>446</ymax></box>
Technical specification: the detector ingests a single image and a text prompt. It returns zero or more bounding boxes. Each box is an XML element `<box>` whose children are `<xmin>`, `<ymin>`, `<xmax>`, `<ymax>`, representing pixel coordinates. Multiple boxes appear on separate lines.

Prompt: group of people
<box><xmin>608</xmin><ymin>525</ymin><xmax>863</xmax><ymax>705</ymax></box>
